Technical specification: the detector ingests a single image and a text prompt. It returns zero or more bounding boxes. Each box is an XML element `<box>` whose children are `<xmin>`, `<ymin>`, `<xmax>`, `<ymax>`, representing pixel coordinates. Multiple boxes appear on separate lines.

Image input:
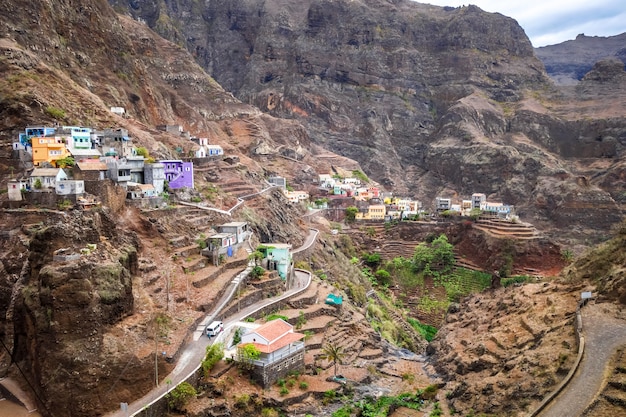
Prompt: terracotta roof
<box><xmin>247</xmin><ymin>332</ymin><xmax>305</xmax><ymax>354</ymax></box>
<box><xmin>30</xmin><ymin>168</ymin><xmax>62</xmax><ymax>177</ymax></box>
<box><xmin>77</xmin><ymin>162</ymin><xmax>108</xmax><ymax>171</ymax></box>
<box><xmin>254</xmin><ymin>319</ymin><xmax>292</xmax><ymax>343</ymax></box>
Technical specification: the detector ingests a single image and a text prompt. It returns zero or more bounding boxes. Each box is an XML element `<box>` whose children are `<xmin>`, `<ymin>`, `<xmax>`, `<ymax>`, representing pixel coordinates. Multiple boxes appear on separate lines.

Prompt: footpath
<box><xmin>537</xmin><ymin>302</ymin><xmax>626</xmax><ymax>417</ymax></box>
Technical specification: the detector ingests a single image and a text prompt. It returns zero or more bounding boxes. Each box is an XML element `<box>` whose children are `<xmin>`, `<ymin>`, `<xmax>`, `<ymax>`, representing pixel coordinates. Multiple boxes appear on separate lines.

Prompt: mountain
<box><xmin>109</xmin><ymin>0</ymin><xmax>626</xmax><ymax>246</ymax></box>
<box><xmin>535</xmin><ymin>32</ymin><xmax>626</xmax><ymax>85</ymax></box>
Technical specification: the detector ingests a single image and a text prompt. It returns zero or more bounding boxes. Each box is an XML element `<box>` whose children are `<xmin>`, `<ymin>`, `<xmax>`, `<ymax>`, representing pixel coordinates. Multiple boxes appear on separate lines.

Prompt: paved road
<box><xmin>106</xmin><ymin>268</ymin><xmax>312</xmax><ymax>417</ymax></box>
<box><xmin>539</xmin><ymin>303</ymin><xmax>626</xmax><ymax>417</ymax></box>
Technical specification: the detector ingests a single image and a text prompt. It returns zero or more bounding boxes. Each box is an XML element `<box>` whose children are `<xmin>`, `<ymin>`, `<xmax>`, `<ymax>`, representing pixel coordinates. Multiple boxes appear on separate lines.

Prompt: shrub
<box><xmin>299</xmin><ymin>381</ymin><xmax>309</xmax><ymax>390</ymax></box>
<box><xmin>265</xmin><ymin>314</ymin><xmax>288</xmax><ymax>322</ymax></box>
<box><xmin>250</xmin><ymin>266</ymin><xmax>265</xmax><ymax>279</ymax></box>
<box><xmin>261</xmin><ymin>408</ymin><xmax>279</xmax><ymax>417</ymax></box>
<box><xmin>279</xmin><ymin>386</ymin><xmax>289</xmax><ymax>396</ymax></box>
<box><xmin>201</xmin><ymin>343</ymin><xmax>224</xmax><ymax>376</ymax></box>
<box><xmin>167</xmin><ymin>382</ymin><xmax>196</xmax><ymax>411</ymax></box>
<box><xmin>45</xmin><ymin>106</ymin><xmax>66</xmax><ymax>120</ymax></box>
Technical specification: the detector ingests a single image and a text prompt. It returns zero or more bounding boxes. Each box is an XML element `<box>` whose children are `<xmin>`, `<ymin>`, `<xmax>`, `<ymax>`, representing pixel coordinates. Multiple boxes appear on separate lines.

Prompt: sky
<box><xmin>423</xmin><ymin>0</ymin><xmax>626</xmax><ymax>47</ymax></box>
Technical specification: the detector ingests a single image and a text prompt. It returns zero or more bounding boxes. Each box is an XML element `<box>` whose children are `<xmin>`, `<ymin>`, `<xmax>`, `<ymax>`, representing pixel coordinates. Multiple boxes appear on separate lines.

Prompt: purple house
<box><xmin>160</xmin><ymin>160</ymin><xmax>194</xmax><ymax>189</ymax></box>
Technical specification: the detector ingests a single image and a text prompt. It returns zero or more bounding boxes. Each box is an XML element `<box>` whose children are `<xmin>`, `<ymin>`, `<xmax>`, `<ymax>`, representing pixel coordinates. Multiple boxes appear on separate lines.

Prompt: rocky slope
<box><xmin>110</xmin><ymin>0</ymin><xmax>626</xmax><ymax>245</ymax></box>
<box><xmin>535</xmin><ymin>32</ymin><xmax>626</xmax><ymax>85</ymax></box>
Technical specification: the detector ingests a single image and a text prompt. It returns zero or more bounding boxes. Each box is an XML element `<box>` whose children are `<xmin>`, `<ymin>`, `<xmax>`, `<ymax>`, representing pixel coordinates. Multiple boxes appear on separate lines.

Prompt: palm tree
<box><xmin>320</xmin><ymin>342</ymin><xmax>346</xmax><ymax>377</ymax></box>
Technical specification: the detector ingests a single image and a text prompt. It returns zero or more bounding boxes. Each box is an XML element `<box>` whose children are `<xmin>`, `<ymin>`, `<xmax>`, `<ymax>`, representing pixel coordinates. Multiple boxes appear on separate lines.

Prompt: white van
<box><xmin>206</xmin><ymin>321</ymin><xmax>223</xmax><ymax>337</ymax></box>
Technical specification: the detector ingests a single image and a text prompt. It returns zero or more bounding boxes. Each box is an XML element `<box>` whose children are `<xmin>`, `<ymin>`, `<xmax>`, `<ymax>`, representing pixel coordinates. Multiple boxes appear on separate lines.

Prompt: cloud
<box><xmin>421</xmin><ymin>0</ymin><xmax>626</xmax><ymax>46</ymax></box>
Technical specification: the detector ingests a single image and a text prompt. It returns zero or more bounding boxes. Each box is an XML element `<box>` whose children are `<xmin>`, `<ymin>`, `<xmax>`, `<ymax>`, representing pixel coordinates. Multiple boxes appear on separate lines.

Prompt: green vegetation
<box><xmin>233</xmin><ymin>327</ymin><xmax>242</xmax><ymax>345</ymax></box>
<box><xmin>265</xmin><ymin>313</ymin><xmax>288</xmax><ymax>322</ymax></box>
<box><xmin>55</xmin><ymin>156</ymin><xmax>75</xmax><ymax>168</ymax></box>
<box><xmin>320</xmin><ymin>342</ymin><xmax>346</xmax><ymax>376</ymax></box>
<box><xmin>250</xmin><ymin>266</ymin><xmax>265</xmax><ymax>279</ymax></box>
<box><xmin>34</xmin><ymin>178</ymin><xmax>42</xmax><ymax>190</ymax></box>
<box><xmin>296</xmin><ymin>310</ymin><xmax>307</xmax><ymax>329</ymax></box>
<box><xmin>407</xmin><ymin>318</ymin><xmax>438</xmax><ymax>342</ymax></box>
<box><xmin>331</xmin><ymin>389</ymin><xmax>434</xmax><ymax>417</ymax></box>
<box><xmin>345</xmin><ymin>206</ymin><xmax>358</xmax><ymax>222</ymax></box>
<box><xmin>351</xmin><ymin>169</ymin><xmax>369</xmax><ymax>183</ymax></box>
<box><xmin>166</xmin><ymin>382</ymin><xmax>196</xmax><ymax>411</ymax></box>
<box><xmin>45</xmin><ymin>106</ymin><xmax>66</xmax><ymax>120</ymax></box>
<box><xmin>237</xmin><ymin>344</ymin><xmax>261</xmax><ymax>370</ymax></box>
<box><xmin>201</xmin><ymin>343</ymin><xmax>224</xmax><ymax>376</ymax></box>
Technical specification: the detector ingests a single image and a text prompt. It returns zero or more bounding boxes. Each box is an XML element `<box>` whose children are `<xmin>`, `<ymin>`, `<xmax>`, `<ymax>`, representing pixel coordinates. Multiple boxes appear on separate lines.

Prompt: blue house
<box><xmin>259</xmin><ymin>243</ymin><xmax>292</xmax><ymax>280</ymax></box>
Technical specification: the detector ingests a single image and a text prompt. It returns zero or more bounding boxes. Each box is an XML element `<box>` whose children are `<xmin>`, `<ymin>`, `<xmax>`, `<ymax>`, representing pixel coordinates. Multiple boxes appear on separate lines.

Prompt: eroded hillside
<box><xmin>113</xmin><ymin>0</ymin><xmax>626</xmax><ymax>245</ymax></box>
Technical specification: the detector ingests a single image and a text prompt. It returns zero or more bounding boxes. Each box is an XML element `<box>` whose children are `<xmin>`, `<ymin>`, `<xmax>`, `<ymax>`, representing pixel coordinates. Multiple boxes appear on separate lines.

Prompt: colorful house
<box><xmin>160</xmin><ymin>160</ymin><xmax>194</xmax><ymax>189</ymax></box>
<box><xmin>32</xmin><ymin>136</ymin><xmax>70</xmax><ymax>167</ymax></box>
<box><xmin>29</xmin><ymin>168</ymin><xmax>68</xmax><ymax>190</ymax></box>
<box><xmin>259</xmin><ymin>243</ymin><xmax>292</xmax><ymax>280</ymax></box>
<box><xmin>238</xmin><ymin>319</ymin><xmax>305</xmax><ymax>387</ymax></box>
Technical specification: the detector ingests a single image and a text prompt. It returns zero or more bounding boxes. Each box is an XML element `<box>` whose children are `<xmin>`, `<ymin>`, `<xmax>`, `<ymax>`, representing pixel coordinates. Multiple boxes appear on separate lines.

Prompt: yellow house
<box><xmin>32</xmin><ymin>136</ymin><xmax>70</xmax><ymax>167</ymax></box>
<box><xmin>368</xmin><ymin>204</ymin><xmax>386</xmax><ymax>220</ymax></box>
<box><xmin>356</xmin><ymin>204</ymin><xmax>386</xmax><ymax>220</ymax></box>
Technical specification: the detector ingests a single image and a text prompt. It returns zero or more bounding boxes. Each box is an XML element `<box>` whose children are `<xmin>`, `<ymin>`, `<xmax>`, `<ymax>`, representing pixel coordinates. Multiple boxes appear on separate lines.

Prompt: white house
<box><xmin>55</xmin><ymin>180</ymin><xmax>85</xmax><ymax>196</ymax></box>
<box><xmin>206</xmin><ymin>144</ymin><xmax>224</xmax><ymax>156</ymax></box>
<box><xmin>30</xmin><ymin>168</ymin><xmax>68</xmax><ymax>190</ymax></box>
<box><xmin>239</xmin><ymin>319</ymin><xmax>305</xmax><ymax>365</ymax></box>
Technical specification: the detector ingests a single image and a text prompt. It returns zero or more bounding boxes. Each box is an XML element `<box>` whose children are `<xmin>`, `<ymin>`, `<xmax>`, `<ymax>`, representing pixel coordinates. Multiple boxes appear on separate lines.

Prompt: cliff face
<box><xmin>535</xmin><ymin>32</ymin><xmax>626</xmax><ymax>85</ymax></box>
<box><xmin>110</xmin><ymin>0</ymin><xmax>625</xmax><ymax>244</ymax></box>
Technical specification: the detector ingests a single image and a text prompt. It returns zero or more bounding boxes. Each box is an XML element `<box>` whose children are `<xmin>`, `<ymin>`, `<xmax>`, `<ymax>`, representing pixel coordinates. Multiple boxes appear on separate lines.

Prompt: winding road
<box><xmin>539</xmin><ymin>302</ymin><xmax>626</xmax><ymax>417</ymax></box>
<box><xmin>105</xmin><ymin>227</ymin><xmax>317</xmax><ymax>417</ymax></box>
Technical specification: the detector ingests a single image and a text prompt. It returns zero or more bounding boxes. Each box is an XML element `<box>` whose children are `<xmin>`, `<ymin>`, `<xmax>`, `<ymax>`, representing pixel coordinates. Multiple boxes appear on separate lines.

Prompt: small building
<box><xmin>268</xmin><ymin>176</ymin><xmax>286</xmax><ymax>189</ymax></box>
<box><xmin>110</xmin><ymin>107</ymin><xmax>125</xmax><ymax>116</ymax></box>
<box><xmin>355</xmin><ymin>203</ymin><xmax>386</xmax><ymax>220</ymax></box>
<box><xmin>105</xmin><ymin>157</ymin><xmax>146</xmax><ymax>188</ymax></box>
<box><xmin>217</xmin><ymin>222</ymin><xmax>250</xmax><ymax>244</ymax></box>
<box><xmin>160</xmin><ymin>159</ymin><xmax>194</xmax><ymax>189</ymax></box>
<box><xmin>206</xmin><ymin>144</ymin><xmax>224</xmax><ymax>156</ymax></box>
<box><xmin>143</xmin><ymin>162</ymin><xmax>166</xmax><ymax>194</ymax></box>
<box><xmin>436</xmin><ymin>197</ymin><xmax>452</xmax><ymax>211</ymax></box>
<box><xmin>259</xmin><ymin>243</ymin><xmax>292</xmax><ymax>280</ymax></box>
<box><xmin>126</xmin><ymin>183</ymin><xmax>156</xmax><ymax>199</ymax></box>
<box><xmin>30</xmin><ymin>168</ymin><xmax>68</xmax><ymax>191</ymax></box>
<box><xmin>238</xmin><ymin>319</ymin><xmax>305</xmax><ymax>388</ymax></box>
<box><xmin>7</xmin><ymin>180</ymin><xmax>27</xmax><ymax>201</ymax></box>
<box><xmin>55</xmin><ymin>180</ymin><xmax>85</xmax><ymax>196</ymax></box>
<box><xmin>192</xmin><ymin>144</ymin><xmax>207</xmax><ymax>158</ymax></box>
<box><xmin>75</xmin><ymin>160</ymin><xmax>109</xmax><ymax>181</ymax></box>
<box><xmin>472</xmin><ymin>193</ymin><xmax>486</xmax><ymax>209</ymax></box>
<box><xmin>284</xmin><ymin>190</ymin><xmax>309</xmax><ymax>204</ymax></box>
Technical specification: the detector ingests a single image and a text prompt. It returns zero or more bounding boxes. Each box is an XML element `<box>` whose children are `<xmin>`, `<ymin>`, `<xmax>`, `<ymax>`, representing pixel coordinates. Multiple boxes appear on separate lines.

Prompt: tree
<box><xmin>201</xmin><ymin>342</ymin><xmax>224</xmax><ymax>377</ymax></box>
<box><xmin>249</xmin><ymin>250</ymin><xmax>264</xmax><ymax>266</ymax></box>
<box><xmin>33</xmin><ymin>178</ymin><xmax>42</xmax><ymax>190</ymax></box>
<box><xmin>237</xmin><ymin>343</ymin><xmax>261</xmax><ymax>370</ymax></box>
<box><xmin>345</xmin><ymin>206</ymin><xmax>358</xmax><ymax>222</ymax></box>
<box><xmin>320</xmin><ymin>342</ymin><xmax>346</xmax><ymax>376</ymax></box>
<box><xmin>55</xmin><ymin>156</ymin><xmax>75</xmax><ymax>168</ymax></box>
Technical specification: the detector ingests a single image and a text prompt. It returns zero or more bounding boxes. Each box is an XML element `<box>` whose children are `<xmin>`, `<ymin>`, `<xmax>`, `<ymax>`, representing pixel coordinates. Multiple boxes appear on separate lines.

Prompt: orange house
<box><xmin>32</xmin><ymin>136</ymin><xmax>70</xmax><ymax>167</ymax></box>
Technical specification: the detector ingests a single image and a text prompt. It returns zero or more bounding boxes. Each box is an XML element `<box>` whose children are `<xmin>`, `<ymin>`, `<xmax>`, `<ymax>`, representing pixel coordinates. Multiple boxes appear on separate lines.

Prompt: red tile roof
<box><xmin>247</xmin><ymin>332</ymin><xmax>305</xmax><ymax>354</ymax></box>
<box><xmin>254</xmin><ymin>319</ymin><xmax>292</xmax><ymax>343</ymax></box>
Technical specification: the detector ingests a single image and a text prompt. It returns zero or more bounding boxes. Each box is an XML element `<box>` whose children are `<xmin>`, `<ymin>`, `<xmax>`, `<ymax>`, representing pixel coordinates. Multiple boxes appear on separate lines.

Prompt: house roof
<box><xmin>31</xmin><ymin>168</ymin><xmax>62</xmax><ymax>177</ymax></box>
<box><xmin>247</xmin><ymin>331</ymin><xmax>305</xmax><ymax>354</ymax></box>
<box><xmin>70</xmin><ymin>149</ymin><xmax>102</xmax><ymax>157</ymax></box>
<box><xmin>254</xmin><ymin>319</ymin><xmax>292</xmax><ymax>343</ymax></box>
<box><xmin>77</xmin><ymin>161</ymin><xmax>108</xmax><ymax>171</ymax></box>
<box><xmin>221</xmin><ymin>222</ymin><xmax>247</xmax><ymax>227</ymax></box>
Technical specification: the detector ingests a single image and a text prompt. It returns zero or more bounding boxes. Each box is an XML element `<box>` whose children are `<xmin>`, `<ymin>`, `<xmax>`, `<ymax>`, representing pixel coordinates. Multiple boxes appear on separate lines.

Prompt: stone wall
<box><xmin>251</xmin><ymin>349</ymin><xmax>305</xmax><ymax>388</ymax></box>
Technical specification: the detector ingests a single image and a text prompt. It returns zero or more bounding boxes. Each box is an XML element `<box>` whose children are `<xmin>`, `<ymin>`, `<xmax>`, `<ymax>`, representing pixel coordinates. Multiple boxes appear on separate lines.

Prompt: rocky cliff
<box><xmin>535</xmin><ymin>32</ymin><xmax>626</xmax><ymax>85</ymax></box>
<box><xmin>110</xmin><ymin>0</ymin><xmax>626</xmax><ymax>245</ymax></box>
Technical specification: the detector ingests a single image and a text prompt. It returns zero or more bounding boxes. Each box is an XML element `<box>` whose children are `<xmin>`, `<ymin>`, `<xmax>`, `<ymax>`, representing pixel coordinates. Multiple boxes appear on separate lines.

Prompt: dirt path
<box><xmin>540</xmin><ymin>302</ymin><xmax>626</xmax><ymax>417</ymax></box>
